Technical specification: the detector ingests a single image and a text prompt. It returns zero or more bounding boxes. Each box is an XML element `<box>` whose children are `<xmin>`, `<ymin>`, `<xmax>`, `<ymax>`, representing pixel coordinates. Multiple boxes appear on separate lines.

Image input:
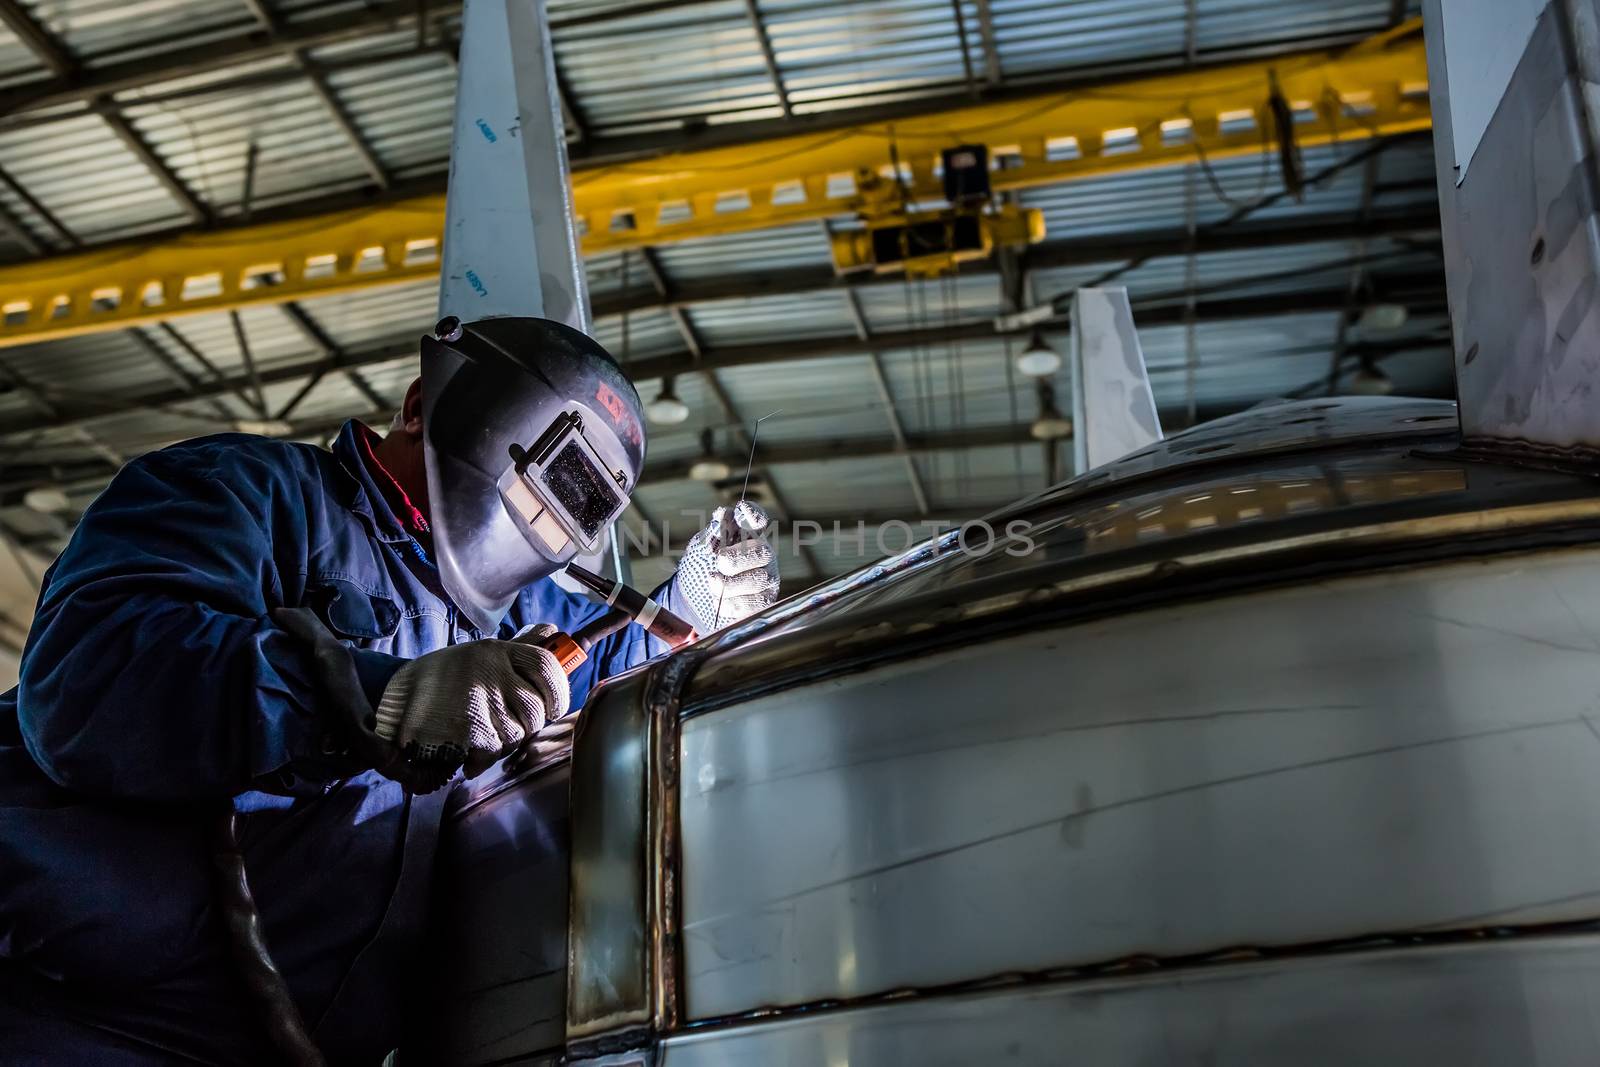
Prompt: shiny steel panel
<box><xmin>660</xmin><ymin>937</ymin><xmax>1600</xmax><ymax>1066</ymax></box>
<box><xmin>423</xmin><ymin>745</ymin><xmax>573</xmax><ymax>1064</ymax></box>
<box><xmin>686</xmin><ymin>409</ymin><xmax>1600</xmax><ymax>705</ymax></box>
<box><xmin>1425</xmin><ymin>0</ymin><xmax>1600</xmax><ymax>453</ymax></box>
<box><xmin>567</xmin><ymin>669</ymin><xmax>657</xmax><ymax>1043</ymax></box>
<box><xmin>1069</xmin><ymin>286</ymin><xmax>1163</xmax><ymax>471</ymax></box>
<box><xmin>678</xmin><ymin>547</ymin><xmax>1600</xmax><ymax>1019</ymax></box>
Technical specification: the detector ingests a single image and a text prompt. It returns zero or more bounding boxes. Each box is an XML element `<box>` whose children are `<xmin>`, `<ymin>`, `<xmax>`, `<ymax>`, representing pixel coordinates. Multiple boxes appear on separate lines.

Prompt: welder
<box><xmin>0</xmin><ymin>316</ymin><xmax>779</xmax><ymax>1064</ymax></box>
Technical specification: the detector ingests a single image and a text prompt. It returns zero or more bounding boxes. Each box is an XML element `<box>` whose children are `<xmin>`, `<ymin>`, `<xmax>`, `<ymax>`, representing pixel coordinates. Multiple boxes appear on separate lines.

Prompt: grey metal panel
<box><xmin>439</xmin><ymin>0</ymin><xmax>587</xmax><ymax>328</ymax></box>
<box><xmin>677</xmin><ymin>546</ymin><xmax>1600</xmax><ymax>1019</ymax></box>
<box><xmin>567</xmin><ymin>667</ymin><xmax>659</xmax><ymax>1041</ymax></box>
<box><xmin>1068</xmin><ymin>286</ymin><xmax>1162</xmax><ymax>470</ymax></box>
<box><xmin>660</xmin><ymin>937</ymin><xmax>1600</xmax><ymax>1066</ymax></box>
<box><xmin>1425</xmin><ymin>0</ymin><xmax>1600</xmax><ymax>450</ymax></box>
<box><xmin>422</xmin><ymin>748</ymin><xmax>575</xmax><ymax>1064</ymax></box>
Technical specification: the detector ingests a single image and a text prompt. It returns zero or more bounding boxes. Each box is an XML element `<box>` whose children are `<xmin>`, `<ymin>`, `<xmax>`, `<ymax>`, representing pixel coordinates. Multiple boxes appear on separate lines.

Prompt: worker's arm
<box><xmin>18</xmin><ymin>447</ymin><xmax>401</xmax><ymax>801</ymax></box>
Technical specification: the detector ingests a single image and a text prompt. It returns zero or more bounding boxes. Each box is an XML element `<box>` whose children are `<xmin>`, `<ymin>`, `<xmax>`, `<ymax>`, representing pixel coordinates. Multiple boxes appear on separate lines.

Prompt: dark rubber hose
<box><xmin>210</xmin><ymin>808</ymin><xmax>327</xmax><ymax>1066</ymax></box>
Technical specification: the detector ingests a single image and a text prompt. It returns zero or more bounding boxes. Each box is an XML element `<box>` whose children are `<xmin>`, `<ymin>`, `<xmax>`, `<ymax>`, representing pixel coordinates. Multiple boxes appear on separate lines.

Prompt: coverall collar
<box><xmin>331</xmin><ymin>420</ymin><xmax>413</xmax><ymax>546</ymax></box>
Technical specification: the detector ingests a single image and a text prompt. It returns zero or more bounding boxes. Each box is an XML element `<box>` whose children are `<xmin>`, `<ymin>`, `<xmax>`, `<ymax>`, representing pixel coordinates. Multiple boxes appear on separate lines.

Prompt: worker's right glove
<box><xmin>676</xmin><ymin>501</ymin><xmax>780</xmax><ymax>634</ymax></box>
<box><xmin>373</xmin><ymin>624</ymin><xmax>571</xmax><ymax>789</ymax></box>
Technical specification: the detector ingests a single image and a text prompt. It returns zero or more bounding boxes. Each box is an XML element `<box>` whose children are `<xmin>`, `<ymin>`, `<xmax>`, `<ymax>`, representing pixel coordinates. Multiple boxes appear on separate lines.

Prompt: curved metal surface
<box><xmin>677</xmin><ymin>546</ymin><xmax>1600</xmax><ymax>1019</ymax></box>
<box><xmin>567</xmin><ymin>669</ymin><xmax>658</xmax><ymax>1045</ymax></box>
<box><xmin>418</xmin><ymin>733</ymin><xmax>575</xmax><ymax>1065</ymax></box>
<box><xmin>543</xmin><ymin>395</ymin><xmax>1600</xmax><ymax>1058</ymax></box>
<box><xmin>686</xmin><ymin>402</ymin><xmax>1600</xmax><ymax>711</ymax></box>
<box><xmin>659</xmin><ymin>936</ymin><xmax>1600</xmax><ymax>1066</ymax></box>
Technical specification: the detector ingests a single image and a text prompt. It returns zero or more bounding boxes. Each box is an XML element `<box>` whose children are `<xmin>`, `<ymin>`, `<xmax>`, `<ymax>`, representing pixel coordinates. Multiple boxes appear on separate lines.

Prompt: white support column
<box><xmin>439</xmin><ymin>0</ymin><xmax>633</xmax><ymax>580</ymax></box>
<box><xmin>1424</xmin><ymin>0</ymin><xmax>1600</xmax><ymax>454</ymax></box>
<box><xmin>1068</xmin><ymin>287</ymin><xmax>1163</xmax><ymax>472</ymax></box>
<box><xmin>438</xmin><ymin>0</ymin><xmax>589</xmax><ymax>331</ymax></box>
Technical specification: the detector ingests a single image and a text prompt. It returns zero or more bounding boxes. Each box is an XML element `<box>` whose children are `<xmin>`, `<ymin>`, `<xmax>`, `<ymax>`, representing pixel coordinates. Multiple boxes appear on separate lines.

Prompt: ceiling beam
<box><xmin>92</xmin><ymin>102</ymin><xmax>211</xmax><ymax>225</ymax></box>
<box><xmin>974</xmin><ymin>0</ymin><xmax>1003</xmax><ymax>86</ymax></box>
<box><xmin>618</xmin><ymin>281</ymin><xmax>1447</xmax><ymax>380</ymax></box>
<box><xmin>0</xmin><ymin>0</ymin><xmax>723</xmax><ymax>122</ymax></box>
<box><xmin>0</xmin><ymin>278</ymin><xmax>1449</xmax><ymax>445</ymax></box>
<box><xmin>0</xmin><ymin>1</ymin><xmax>212</xmax><ymax>232</ymax></box>
<box><xmin>644</xmin><ymin>424</ymin><xmax>1034</xmax><ymax>484</ymax></box>
<box><xmin>236</xmin><ymin>0</ymin><xmax>392</xmax><ymax>190</ymax></box>
<box><xmin>639</xmin><ymin>245</ymin><xmax>822</xmax><ymax>578</ymax></box>
<box><xmin>0</xmin><ymin>2</ymin><xmax>454</xmax><ymax>116</ymax></box>
<box><xmin>0</xmin><ymin>0</ymin><xmax>73</xmax><ymax>77</ymax></box>
<box><xmin>0</xmin><ymin>366</ymin><xmax>1456</xmax><ymax>509</ymax></box>
<box><xmin>842</xmin><ymin>278</ymin><xmax>931</xmax><ymax>515</ymax></box>
<box><xmin>0</xmin><ymin>29</ymin><xmax>1433</xmax><ymax>344</ymax></box>
<box><xmin>590</xmin><ymin>209</ymin><xmax>1441</xmax><ymax>320</ymax></box>
<box><xmin>0</xmin><ymin>163</ymin><xmax>76</xmax><ymax>249</ymax></box>
<box><xmin>742</xmin><ymin>0</ymin><xmax>792</xmax><ymax>117</ymax></box>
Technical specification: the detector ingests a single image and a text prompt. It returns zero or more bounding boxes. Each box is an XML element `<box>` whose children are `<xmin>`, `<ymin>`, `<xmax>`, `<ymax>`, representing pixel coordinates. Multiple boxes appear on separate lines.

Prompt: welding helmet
<box><xmin>421</xmin><ymin>315</ymin><xmax>645</xmax><ymax>632</ymax></box>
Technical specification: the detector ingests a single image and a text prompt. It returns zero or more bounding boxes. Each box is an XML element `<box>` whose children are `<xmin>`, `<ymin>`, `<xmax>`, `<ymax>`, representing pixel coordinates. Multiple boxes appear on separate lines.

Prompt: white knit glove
<box><xmin>676</xmin><ymin>501</ymin><xmax>780</xmax><ymax>633</ymax></box>
<box><xmin>374</xmin><ymin>624</ymin><xmax>571</xmax><ymax>791</ymax></box>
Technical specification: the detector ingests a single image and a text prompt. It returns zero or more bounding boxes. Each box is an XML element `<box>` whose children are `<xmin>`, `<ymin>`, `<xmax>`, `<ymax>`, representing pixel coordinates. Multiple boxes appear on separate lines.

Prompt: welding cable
<box><xmin>209</xmin><ymin>808</ymin><xmax>327</xmax><ymax>1066</ymax></box>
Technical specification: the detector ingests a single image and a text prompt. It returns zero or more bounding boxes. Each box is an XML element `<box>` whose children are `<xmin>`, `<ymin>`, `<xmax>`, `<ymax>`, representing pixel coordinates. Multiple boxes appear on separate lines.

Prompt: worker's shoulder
<box><xmin>128</xmin><ymin>431</ymin><xmax>347</xmax><ymax>492</ymax></box>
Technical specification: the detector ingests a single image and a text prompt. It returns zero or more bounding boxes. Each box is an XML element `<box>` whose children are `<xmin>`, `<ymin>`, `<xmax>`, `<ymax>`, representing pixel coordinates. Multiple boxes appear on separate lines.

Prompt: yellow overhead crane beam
<box><xmin>0</xmin><ymin>21</ymin><xmax>1429</xmax><ymax>349</ymax></box>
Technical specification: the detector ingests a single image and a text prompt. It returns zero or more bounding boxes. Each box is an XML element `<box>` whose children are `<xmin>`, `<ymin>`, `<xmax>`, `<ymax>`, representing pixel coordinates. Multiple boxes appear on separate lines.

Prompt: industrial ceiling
<box><xmin>0</xmin><ymin>0</ymin><xmax>1443</xmax><ymax>614</ymax></box>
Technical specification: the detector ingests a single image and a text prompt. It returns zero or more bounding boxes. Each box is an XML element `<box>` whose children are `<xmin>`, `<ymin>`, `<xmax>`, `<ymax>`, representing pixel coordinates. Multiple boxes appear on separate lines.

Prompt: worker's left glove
<box><xmin>676</xmin><ymin>501</ymin><xmax>780</xmax><ymax>633</ymax></box>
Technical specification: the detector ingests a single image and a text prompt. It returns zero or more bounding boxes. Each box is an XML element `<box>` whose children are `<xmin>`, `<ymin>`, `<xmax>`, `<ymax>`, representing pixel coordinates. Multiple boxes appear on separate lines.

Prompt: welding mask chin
<box><xmin>420</xmin><ymin>315</ymin><xmax>645</xmax><ymax>633</ymax></box>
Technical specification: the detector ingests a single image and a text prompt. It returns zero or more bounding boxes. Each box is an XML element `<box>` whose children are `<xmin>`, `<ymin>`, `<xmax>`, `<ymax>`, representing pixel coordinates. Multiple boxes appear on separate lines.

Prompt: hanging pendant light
<box><xmin>22</xmin><ymin>485</ymin><xmax>70</xmax><ymax>514</ymax></box>
<box><xmin>1347</xmin><ymin>354</ymin><xmax>1393</xmax><ymax>396</ymax></box>
<box><xmin>1029</xmin><ymin>381</ymin><xmax>1073</xmax><ymax>440</ymax></box>
<box><xmin>688</xmin><ymin>426</ymin><xmax>732</xmax><ymax>482</ymax></box>
<box><xmin>1015</xmin><ymin>331</ymin><xmax>1062</xmax><ymax>377</ymax></box>
<box><xmin>647</xmin><ymin>375</ymin><xmax>690</xmax><ymax>425</ymax></box>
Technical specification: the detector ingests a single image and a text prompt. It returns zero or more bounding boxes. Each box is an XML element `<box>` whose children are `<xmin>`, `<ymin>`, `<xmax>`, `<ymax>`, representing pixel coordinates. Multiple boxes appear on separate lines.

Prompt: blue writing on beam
<box><xmin>476</xmin><ymin>119</ymin><xmax>497</xmax><ymax>143</ymax></box>
<box><xmin>466</xmin><ymin>270</ymin><xmax>487</xmax><ymax>297</ymax></box>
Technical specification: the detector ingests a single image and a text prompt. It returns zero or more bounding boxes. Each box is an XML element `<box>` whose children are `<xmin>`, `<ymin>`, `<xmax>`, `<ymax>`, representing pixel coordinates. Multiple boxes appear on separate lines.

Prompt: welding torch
<box><xmin>536</xmin><ymin>562</ymin><xmax>699</xmax><ymax>675</ymax></box>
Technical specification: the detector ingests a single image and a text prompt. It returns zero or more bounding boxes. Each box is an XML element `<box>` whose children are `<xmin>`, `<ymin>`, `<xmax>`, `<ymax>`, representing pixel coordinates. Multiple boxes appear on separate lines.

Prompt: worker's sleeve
<box><xmin>17</xmin><ymin>450</ymin><xmax>397</xmax><ymax>801</ymax></box>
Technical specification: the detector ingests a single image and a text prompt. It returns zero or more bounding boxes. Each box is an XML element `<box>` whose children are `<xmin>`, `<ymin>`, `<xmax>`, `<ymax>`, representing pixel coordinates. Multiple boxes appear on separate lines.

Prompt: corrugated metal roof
<box><xmin>1192</xmin><ymin>0</ymin><xmax>1396</xmax><ymax>54</ymax></box>
<box><xmin>651</xmin><ymin>222</ymin><xmax>833</xmax><ymax>279</ymax></box>
<box><xmin>0</xmin><ymin>113</ymin><xmax>193</xmax><ymax>241</ymax></box>
<box><xmin>32</xmin><ymin>0</ymin><xmax>252</xmax><ymax>66</ymax></box>
<box><xmin>990</xmin><ymin>0</ymin><xmax>1189</xmax><ymax>80</ymax></box>
<box><xmin>554</xmin><ymin>0</ymin><xmax>782</xmax><ymax>136</ymax></box>
<box><xmin>314</xmin><ymin>35</ymin><xmax>458</xmax><ymax>180</ymax></box>
<box><xmin>765</xmin><ymin>0</ymin><xmax>971</xmax><ymax>114</ymax></box>
<box><xmin>121</xmin><ymin>72</ymin><xmax>375</xmax><ymax>219</ymax></box>
<box><xmin>0</xmin><ymin>0</ymin><xmax>1451</xmax><ymax>586</ymax></box>
<box><xmin>0</xmin><ymin>23</ymin><xmax>50</xmax><ymax>90</ymax></box>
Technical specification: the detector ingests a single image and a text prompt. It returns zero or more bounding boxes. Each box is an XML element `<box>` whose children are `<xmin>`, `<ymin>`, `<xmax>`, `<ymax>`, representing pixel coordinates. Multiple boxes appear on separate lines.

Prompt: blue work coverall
<box><xmin>0</xmin><ymin>420</ymin><xmax>673</xmax><ymax>1064</ymax></box>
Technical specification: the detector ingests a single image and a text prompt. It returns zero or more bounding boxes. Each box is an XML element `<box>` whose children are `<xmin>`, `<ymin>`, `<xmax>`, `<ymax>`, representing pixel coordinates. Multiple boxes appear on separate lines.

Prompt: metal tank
<box><xmin>421</xmin><ymin>394</ymin><xmax>1600</xmax><ymax>1065</ymax></box>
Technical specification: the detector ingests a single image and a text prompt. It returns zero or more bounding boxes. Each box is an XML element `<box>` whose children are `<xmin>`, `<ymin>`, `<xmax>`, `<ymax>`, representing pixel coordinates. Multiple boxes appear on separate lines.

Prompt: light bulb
<box><xmin>23</xmin><ymin>485</ymin><xmax>70</xmax><ymax>513</ymax></box>
<box><xmin>689</xmin><ymin>457</ymin><xmax>732</xmax><ymax>481</ymax></box>
<box><xmin>647</xmin><ymin>377</ymin><xmax>690</xmax><ymax>424</ymax></box>
<box><xmin>1015</xmin><ymin>334</ymin><xmax>1061</xmax><ymax>377</ymax></box>
<box><xmin>1358</xmin><ymin>303</ymin><xmax>1408</xmax><ymax>333</ymax></box>
<box><xmin>1030</xmin><ymin>412</ymin><xmax>1073</xmax><ymax>440</ymax></box>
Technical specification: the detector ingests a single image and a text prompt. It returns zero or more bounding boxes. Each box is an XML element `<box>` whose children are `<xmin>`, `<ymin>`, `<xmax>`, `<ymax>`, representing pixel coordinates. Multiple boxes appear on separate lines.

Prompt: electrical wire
<box><xmin>1186</xmin><ymin>102</ymin><xmax>1274</xmax><ymax>211</ymax></box>
<box><xmin>1063</xmin><ymin>132</ymin><xmax>1412</xmax><ymax>296</ymax></box>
